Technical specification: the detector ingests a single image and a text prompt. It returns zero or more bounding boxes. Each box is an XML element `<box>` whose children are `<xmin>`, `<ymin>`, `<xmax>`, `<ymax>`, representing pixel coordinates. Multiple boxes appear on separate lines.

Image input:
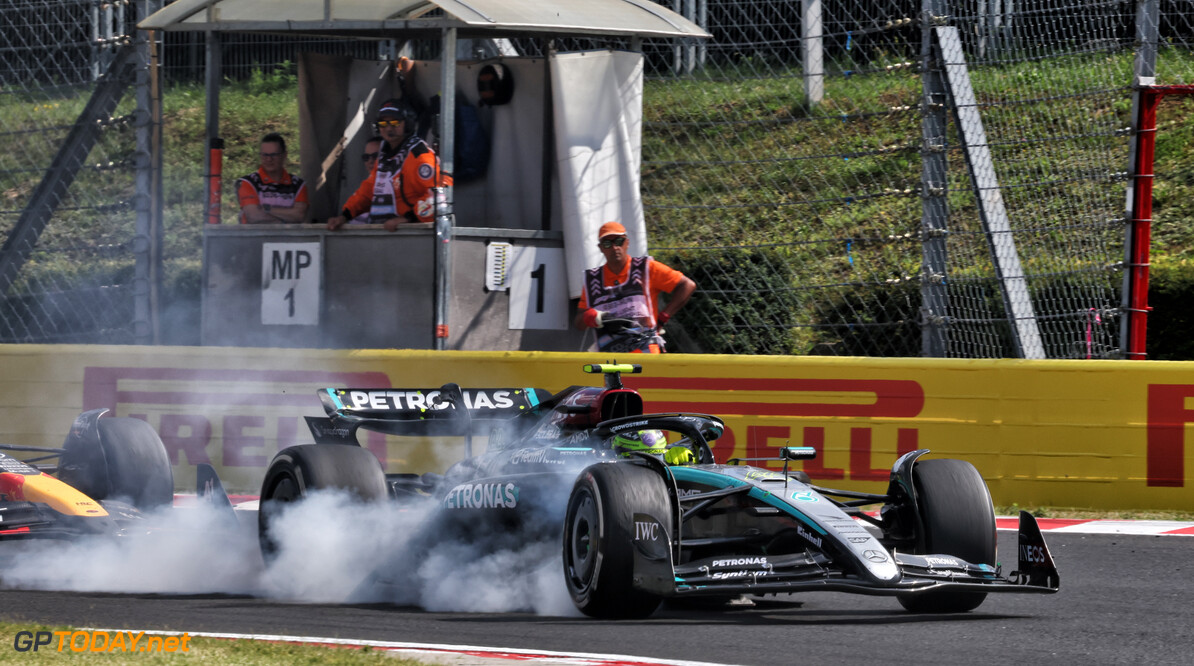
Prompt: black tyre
<box><xmin>563</xmin><ymin>463</ymin><xmax>671</xmax><ymax>619</ymax></box>
<box><xmin>58</xmin><ymin>417</ymin><xmax>174</xmax><ymax>511</ymax></box>
<box><xmin>898</xmin><ymin>458</ymin><xmax>997</xmax><ymax>613</ymax></box>
<box><xmin>258</xmin><ymin>445</ymin><xmax>387</xmax><ymax>557</ymax></box>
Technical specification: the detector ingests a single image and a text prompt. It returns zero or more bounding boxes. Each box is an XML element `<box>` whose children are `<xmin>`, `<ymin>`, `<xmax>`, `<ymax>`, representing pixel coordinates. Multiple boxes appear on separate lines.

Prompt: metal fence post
<box><xmin>937</xmin><ymin>24</ymin><xmax>1045</xmax><ymax>359</ymax></box>
<box><xmin>134</xmin><ymin>0</ymin><xmax>164</xmax><ymax>344</ymax></box>
<box><xmin>802</xmin><ymin>0</ymin><xmax>824</xmax><ymax>109</ymax></box>
<box><xmin>204</xmin><ymin>30</ymin><xmax>221</xmax><ymax>222</ymax></box>
<box><xmin>919</xmin><ymin>0</ymin><xmax>949</xmax><ymax>357</ymax></box>
<box><xmin>434</xmin><ymin>28</ymin><xmax>458</xmax><ymax>350</ymax></box>
<box><xmin>1121</xmin><ymin>0</ymin><xmax>1159</xmax><ymax>358</ymax></box>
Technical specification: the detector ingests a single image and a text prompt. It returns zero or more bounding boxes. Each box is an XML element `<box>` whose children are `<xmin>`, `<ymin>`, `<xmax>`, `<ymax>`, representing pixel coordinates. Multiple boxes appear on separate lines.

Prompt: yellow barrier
<box><xmin>1</xmin><ymin>345</ymin><xmax>1192</xmax><ymax>510</ymax></box>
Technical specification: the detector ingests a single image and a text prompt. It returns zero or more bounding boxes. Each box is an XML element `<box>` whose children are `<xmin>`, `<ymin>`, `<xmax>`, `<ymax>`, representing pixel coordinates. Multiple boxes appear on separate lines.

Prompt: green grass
<box><xmin>0</xmin><ymin>625</ymin><xmax>425</xmax><ymax>663</ymax></box>
<box><xmin>637</xmin><ymin>56</ymin><xmax>1148</xmax><ymax>353</ymax></box>
<box><xmin>14</xmin><ymin>54</ymin><xmax>1191</xmax><ymax>271</ymax></box>
<box><xmin>4</xmin><ymin>52</ymin><xmax>1194</xmax><ymax>353</ymax></box>
<box><xmin>0</xmin><ymin>620</ymin><xmax>426</xmax><ymax>665</ymax></box>
<box><xmin>637</xmin><ymin>51</ymin><xmax>1156</xmax><ymax>295</ymax></box>
<box><xmin>157</xmin><ymin>67</ymin><xmax>303</xmax><ymax>296</ymax></box>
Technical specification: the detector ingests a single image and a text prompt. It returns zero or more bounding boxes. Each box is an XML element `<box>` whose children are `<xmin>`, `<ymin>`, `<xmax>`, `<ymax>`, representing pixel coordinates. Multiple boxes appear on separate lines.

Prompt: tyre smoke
<box><xmin>0</xmin><ymin>489</ymin><xmax>579</xmax><ymax>617</ymax></box>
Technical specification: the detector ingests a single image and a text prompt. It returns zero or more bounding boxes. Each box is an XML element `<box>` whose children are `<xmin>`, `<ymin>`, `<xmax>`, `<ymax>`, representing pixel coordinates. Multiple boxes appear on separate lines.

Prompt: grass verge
<box><xmin>0</xmin><ymin>620</ymin><xmax>426</xmax><ymax>665</ymax></box>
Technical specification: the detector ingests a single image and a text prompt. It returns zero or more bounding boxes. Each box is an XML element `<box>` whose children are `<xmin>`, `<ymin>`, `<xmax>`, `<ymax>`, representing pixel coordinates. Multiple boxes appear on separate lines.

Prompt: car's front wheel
<box><xmin>898</xmin><ymin>458</ymin><xmax>997</xmax><ymax>613</ymax></box>
<box><xmin>58</xmin><ymin>416</ymin><xmax>174</xmax><ymax>511</ymax></box>
<box><xmin>563</xmin><ymin>462</ymin><xmax>671</xmax><ymax>619</ymax></box>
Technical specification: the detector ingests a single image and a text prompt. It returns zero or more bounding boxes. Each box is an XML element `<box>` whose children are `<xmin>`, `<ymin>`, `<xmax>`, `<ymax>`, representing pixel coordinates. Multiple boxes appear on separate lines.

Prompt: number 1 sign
<box><xmin>507</xmin><ymin>246</ymin><xmax>567</xmax><ymax>330</ymax></box>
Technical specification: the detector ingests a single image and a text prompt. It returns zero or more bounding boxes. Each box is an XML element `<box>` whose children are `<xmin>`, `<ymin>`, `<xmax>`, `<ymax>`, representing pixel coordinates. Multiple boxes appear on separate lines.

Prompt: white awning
<box><xmin>139</xmin><ymin>0</ymin><xmax>711</xmax><ymax>40</ymax></box>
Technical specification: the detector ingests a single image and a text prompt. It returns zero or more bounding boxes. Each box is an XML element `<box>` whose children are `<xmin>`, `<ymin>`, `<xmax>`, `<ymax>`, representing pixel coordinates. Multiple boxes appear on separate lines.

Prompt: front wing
<box><xmin>637</xmin><ymin>511</ymin><xmax>1060</xmax><ymax>599</ymax></box>
<box><xmin>0</xmin><ymin>500</ymin><xmax>128</xmax><ymax>541</ymax></box>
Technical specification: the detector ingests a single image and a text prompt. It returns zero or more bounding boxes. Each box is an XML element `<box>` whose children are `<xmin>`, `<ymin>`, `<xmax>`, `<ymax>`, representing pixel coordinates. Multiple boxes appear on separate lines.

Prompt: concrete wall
<box><xmin>202</xmin><ymin>225</ymin><xmax>586</xmax><ymax>351</ymax></box>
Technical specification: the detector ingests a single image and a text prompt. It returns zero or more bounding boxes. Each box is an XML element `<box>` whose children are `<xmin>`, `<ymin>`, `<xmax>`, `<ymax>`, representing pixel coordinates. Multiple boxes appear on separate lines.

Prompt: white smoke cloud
<box><xmin>413</xmin><ymin>538</ymin><xmax>576</xmax><ymax>616</ymax></box>
<box><xmin>262</xmin><ymin>489</ymin><xmax>580</xmax><ymax>616</ymax></box>
<box><xmin>259</xmin><ymin>489</ymin><xmax>420</xmax><ymax>603</ymax></box>
<box><xmin>0</xmin><ymin>489</ymin><xmax>581</xmax><ymax>618</ymax></box>
<box><xmin>0</xmin><ymin>501</ymin><xmax>262</xmax><ymax>594</ymax></box>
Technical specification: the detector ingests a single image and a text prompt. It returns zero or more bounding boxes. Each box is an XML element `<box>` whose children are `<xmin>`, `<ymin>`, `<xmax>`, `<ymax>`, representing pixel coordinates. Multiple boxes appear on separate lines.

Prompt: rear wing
<box><xmin>307</xmin><ymin>385</ymin><xmax>553</xmax><ymax>441</ymax></box>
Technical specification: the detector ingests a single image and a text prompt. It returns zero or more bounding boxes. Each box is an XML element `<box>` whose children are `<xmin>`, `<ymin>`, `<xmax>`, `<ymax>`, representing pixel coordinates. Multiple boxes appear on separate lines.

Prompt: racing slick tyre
<box><xmin>563</xmin><ymin>462</ymin><xmax>671</xmax><ymax>619</ymax></box>
<box><xmin>58</xmin><ymin>416</ymin><xmax>174</xmax><ymax>511</ymax></box>
<box><xmin>258</xmin><ymin>444</ymin><xmax>387</xmax><ymax>558</ymax></box>
<box><xmin>898</xmin><ymin>458</ymin><xmax>997</xmax><ymax>613</ymax></box>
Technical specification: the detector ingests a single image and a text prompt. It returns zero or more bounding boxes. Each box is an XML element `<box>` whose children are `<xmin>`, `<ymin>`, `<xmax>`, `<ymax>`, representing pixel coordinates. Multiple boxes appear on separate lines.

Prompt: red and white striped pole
<box><xmin>1126</xmin><ymin>84</ymin><xmax>1194</xmax><ymax>358</ymax></box>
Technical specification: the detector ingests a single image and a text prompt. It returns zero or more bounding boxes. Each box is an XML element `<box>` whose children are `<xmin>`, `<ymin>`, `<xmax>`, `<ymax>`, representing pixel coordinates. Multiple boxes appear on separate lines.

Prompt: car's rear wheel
<box><xmin>563</xmin><ymin>462</ymin><xmax>670</xmax><ymax>619</ymax></box>
<box><xmin>898</xmin><ymin>458</ymin><xmax>996</xmax><ymax>613</ymax></box>
<box><xmin>258</xmin><ymin>444</ymin><xmax>387</xmax><ymax>558</ymax></box>
<box><xmin>58</xmin><ymin>417</ymin><xmax>174</xmax><ymax>511</ymax></box>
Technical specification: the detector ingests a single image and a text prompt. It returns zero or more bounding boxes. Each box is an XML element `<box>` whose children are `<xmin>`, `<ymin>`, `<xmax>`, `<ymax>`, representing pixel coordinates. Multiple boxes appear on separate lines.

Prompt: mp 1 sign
<box><xmin>262</xmin><ymin>242</ymin><xmax>320</xmax><ymax>325</ymax></box>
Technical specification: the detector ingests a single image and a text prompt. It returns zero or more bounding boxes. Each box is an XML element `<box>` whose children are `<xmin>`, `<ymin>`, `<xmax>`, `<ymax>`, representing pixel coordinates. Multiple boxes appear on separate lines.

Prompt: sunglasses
<box><xmin>377</xmin><ymin>119</ymin><xmax>404</xmax><ymax>128</ymax></box>
<box><xmin>260</xmin><ymin>151</ymin><xmax>283</xmax><ymax>158</ymax></box>
<box><xmin>361</xmin><ymin>151</ymin><xmax>379</xmax><ymax>162</ymax></box>
<box><xmin>599</xmin><ymin>237</ymin><xmax>627</xmax><ymax>249</ymax></box>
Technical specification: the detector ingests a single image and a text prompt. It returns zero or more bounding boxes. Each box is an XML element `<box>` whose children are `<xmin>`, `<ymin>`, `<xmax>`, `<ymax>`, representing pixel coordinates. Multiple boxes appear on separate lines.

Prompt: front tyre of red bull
<box><xmin>58</xmin><ymin>416</ymin><xmax>174</xmax><ymax>512</ymax></box>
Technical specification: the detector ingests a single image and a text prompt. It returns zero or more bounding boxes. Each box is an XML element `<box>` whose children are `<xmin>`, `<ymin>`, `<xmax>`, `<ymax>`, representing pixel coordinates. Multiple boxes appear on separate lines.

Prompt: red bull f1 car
<box><xmin>259</xmin><ymin>363</ymin><xmax>1060</xmax><ymax>618</ymax></box>
<box><xmin>0</xmin><ymin>409</ymin><xmax>230</xmax><ymax>541</ymax></box>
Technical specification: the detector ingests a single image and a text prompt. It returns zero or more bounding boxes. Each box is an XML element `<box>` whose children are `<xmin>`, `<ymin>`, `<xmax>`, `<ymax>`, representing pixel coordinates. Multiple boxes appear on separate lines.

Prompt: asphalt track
<box><xmin>2</xmin><ymin>531</ymin><xmax>1193</xmax><ymax>665</ymax></box>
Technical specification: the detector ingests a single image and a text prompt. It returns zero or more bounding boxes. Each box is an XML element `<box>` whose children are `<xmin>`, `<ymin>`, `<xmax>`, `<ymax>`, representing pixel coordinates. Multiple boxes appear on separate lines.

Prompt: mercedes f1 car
<box><xmin>259</xmin><ymin>363</ymin><xmax>1060</xmax><ymax>618</ymax></box>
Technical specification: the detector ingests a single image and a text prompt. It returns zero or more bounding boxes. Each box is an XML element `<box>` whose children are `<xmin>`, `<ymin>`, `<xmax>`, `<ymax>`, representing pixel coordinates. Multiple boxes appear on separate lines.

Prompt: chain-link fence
<box><xmin>0</xmin><ymin>0</ymin><xmax>145</xmax><ymax>343</ymax></box>
<box><xmin>0</xmin><ymin>1</ymin><xmax>387</xmax><ymax>345</ymax></box>
<box><xmin>644</xmin><ymin>0</ymin><xmax>1192</xmax><ymax>357</ymax></box>
<box><xmin>2</xmin><ymin>1</ymin><xmax>1193</xmax><ymax>356</ymax></box>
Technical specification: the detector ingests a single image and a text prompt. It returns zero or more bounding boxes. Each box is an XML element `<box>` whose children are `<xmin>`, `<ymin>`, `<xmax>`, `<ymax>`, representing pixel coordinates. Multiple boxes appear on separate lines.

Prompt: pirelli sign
<box><xmin>80</xmin><ymin>366</ymin><xmax>395</xmax><ymax>492</ymax></box>
<box><xmin>0</xmin><ymin>346</ymin><xmax>1182</xmax><ymax>509</ymax></box>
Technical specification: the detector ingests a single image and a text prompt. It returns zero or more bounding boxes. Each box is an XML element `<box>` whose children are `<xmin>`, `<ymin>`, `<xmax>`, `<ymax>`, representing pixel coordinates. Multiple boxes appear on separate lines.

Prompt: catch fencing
<box><xmin>0</xmin><ymin>1</ymin><xmax>382</xmax><ymax>344</ymax></box>
<box><xmin>644</xmin><ymin>0</ymin><xmax>1194</xmax><ymax>357</ymax></box>
<box><xmin>0</xmin><ymin>0</ymin><xmax>1191</xmax><ymax>356</ymax></box>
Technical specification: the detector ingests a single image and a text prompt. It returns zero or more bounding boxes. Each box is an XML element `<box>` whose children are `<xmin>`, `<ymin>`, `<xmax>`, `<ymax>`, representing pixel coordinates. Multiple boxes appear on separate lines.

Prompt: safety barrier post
<box><xmin>206</xmin><ymin>137</ymin><xmax>224</xmax><ymax>225</ymax></box>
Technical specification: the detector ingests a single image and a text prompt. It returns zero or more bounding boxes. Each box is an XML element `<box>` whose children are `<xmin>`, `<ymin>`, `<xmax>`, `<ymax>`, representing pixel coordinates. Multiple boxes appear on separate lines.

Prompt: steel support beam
<box><xmin>1121</xmin><ymin>0</ymin><xmax>1159</xmax><ymax>358</ymax></box>
<box><xmin>134</xmin><ymin>0</ymin><xmax>165</xmax><ymax>344</ymax></box>
<box><xmin>936</xmin><ymin>25</ymin><xmax>1044</xmax><ymax>359</ymax></box>
<box><xmin>919</xmin><ymin>2</ymin><xmax>949</xmax><ymax>357</ymax></box>
<box><xmin>434</xmin><ymin>27</ymin><xmax>458</xmax><ymax>350</ymax></box>
<box><xmin>0</xmin><ymin>45</ymin><xmax>137</xmax><ymax>297</ymax></box>
<box><xmin>802</xmin><ymin>0</ymin><xmax>824</xmax><ymax>108</ymax></box>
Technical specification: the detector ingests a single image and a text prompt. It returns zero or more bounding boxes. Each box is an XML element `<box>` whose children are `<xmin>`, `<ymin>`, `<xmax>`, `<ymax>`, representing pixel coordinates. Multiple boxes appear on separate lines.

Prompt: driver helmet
<box><xmin>612</xmin><ymin>429</ymin><xmax>668</xmax><ymax>458</ymax></box>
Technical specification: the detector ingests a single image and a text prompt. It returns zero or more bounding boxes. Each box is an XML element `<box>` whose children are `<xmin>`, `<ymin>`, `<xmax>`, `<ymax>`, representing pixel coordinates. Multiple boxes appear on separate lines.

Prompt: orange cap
<box><xmin>598</xmin><ymin>221</ymin><xmax>627</xmax><ymax>239</ymax></box>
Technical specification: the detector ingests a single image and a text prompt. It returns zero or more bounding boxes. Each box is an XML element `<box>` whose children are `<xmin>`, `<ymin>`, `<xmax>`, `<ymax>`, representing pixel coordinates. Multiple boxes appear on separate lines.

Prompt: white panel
<box><xmin>507</xmin><ymin>246</ymin><xmax>568</xmax><ymax>330</ymax></box>
<box><xmin>486</xmin><ymin>242</ymin><xmax>512</xmax><ymax>292</ymax></box>
<box><xmin>552</xmin><ymin>51</ymin><xmax>645</xmax><ymax>299</ymax></box>
<box><xmin>141</xmin><ymin>0</ymin><xmax>711</xmax><ymax>38</ymax></box>
<box><xmin>261</xmin><ymin>243</ymin><xmax>321</xmax><ymax>326</ymax></box>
